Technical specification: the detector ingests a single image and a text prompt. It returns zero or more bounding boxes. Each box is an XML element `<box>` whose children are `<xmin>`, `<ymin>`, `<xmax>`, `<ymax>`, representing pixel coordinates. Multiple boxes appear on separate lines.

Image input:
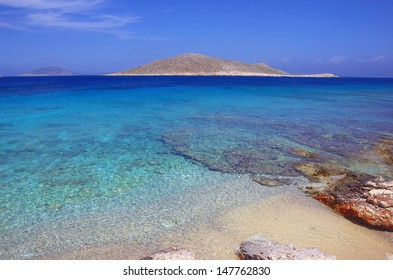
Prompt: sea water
<box><xmin>0</xmin><ymin>76</ymin><xmax>392</xmax><ymax>259</ymax></box>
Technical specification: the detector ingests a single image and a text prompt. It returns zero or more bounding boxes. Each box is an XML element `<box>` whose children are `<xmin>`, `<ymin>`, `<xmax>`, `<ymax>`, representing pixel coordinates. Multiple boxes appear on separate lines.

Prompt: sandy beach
<box><xmin>36</xmin><ymin>186</ymin><xmax>393</xmax><ymax>260</ymax></box>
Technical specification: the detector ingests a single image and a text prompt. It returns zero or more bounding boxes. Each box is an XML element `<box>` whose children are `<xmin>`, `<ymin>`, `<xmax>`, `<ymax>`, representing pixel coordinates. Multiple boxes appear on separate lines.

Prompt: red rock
<box><xmin>311</xmin><ymin>174</ymin><xmax>393</xmax><ymax>231</ymax></box>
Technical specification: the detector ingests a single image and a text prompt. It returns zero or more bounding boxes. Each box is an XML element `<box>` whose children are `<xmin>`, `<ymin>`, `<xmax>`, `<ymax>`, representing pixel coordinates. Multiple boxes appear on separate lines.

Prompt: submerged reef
<box><xmin>161</xmin><ymin>126</ymin><xmax>300</xmax><ymax>182</ymax></box>
<box><xmin>160</xmin><ymin>113</ymin><xmax>369</xmax><ymax>186</ymax></box>
<box><xmin>161</xmin><ymin>114</ymin><xmax>390</xmax><ymax>187</ymax></box>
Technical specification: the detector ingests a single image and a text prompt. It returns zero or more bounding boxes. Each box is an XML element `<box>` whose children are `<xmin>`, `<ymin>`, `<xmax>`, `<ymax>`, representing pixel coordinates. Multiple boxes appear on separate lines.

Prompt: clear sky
<box><xmin>1</xmin><ymin>0</ymin><xmax>393</xmax><ymax>77</ymax></box>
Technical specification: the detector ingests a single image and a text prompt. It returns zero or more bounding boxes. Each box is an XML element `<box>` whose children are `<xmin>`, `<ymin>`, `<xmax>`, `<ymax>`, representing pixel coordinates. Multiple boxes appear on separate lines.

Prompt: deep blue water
<box><xmin>1</xmin><ymin>76</ymin><xmax>392</xmax><ymax>259</ymax></box>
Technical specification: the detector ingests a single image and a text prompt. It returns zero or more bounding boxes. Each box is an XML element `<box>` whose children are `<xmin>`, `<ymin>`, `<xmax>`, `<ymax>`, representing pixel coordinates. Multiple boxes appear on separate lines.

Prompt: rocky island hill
<box><xmin>111</xmin><ymin>53</ymin><xmax>337</xmax><ymax>77</ymax></box>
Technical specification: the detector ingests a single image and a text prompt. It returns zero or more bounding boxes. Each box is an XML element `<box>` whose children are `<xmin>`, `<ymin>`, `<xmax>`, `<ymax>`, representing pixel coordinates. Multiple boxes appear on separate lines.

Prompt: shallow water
<box><xmin>0</xmin><ymin>76</ymin><xmax>392</xmax><ymax>259</ymax></box>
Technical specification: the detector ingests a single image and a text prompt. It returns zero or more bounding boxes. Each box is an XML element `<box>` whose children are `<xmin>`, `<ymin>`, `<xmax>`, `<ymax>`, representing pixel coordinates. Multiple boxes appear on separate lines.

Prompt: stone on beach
<box><xmin>237</xmin><ymin>236</ymin><xmax>335</xmax><ymax>260</ymax></box>
<box><xmin>140</xmin><ymin>247</ymin><xmax>200</xmax><ymax>260</ymax></box>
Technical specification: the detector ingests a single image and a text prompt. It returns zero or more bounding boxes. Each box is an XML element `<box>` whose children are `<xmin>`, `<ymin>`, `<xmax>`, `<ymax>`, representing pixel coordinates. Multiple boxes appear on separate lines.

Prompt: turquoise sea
<box><xmin>1</xmin><ymin>76</ymin><xmax>393</xmax><ymax>259</ymax></box>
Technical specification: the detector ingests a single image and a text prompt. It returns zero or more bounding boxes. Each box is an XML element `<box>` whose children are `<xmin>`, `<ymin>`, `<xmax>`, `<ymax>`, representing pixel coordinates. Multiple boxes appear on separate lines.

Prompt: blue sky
<box><xmin>0</xmin><ymin>0</ymin><xmax>393</xmax><ymax>77</ymax></box>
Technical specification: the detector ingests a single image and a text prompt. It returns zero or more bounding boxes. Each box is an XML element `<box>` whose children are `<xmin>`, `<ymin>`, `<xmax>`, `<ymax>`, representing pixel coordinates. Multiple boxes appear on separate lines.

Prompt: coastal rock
<box><xmin>312</xmin><ymin>173</ymin><xmax>393</xmax><ymax>231</ymax></box>
<box><xmin>237</xmin><ymin>236</ymin><xmax>335</xmax><ymax>260</ymax></box>
<box><xmin>140</xmin><ymin>247</ymin><xmax>200</xmax><ymax>260</ymax></box>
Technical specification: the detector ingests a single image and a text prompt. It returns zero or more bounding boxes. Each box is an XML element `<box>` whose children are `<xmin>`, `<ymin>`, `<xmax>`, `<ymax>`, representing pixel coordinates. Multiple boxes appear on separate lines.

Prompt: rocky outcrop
<box><xmin>309</xmin><ymin>173</ymin><xmax>393</xmax><ymax>231</ymax></box>
<box><xmin>140</xmin><ymin>247</ymin><xmax>200</xmax><ymax>260</ymax></box>
<box><xmin>237</xmin><ymin>236</ymin><xmax>335</xmax><ymax>260</ymax></box>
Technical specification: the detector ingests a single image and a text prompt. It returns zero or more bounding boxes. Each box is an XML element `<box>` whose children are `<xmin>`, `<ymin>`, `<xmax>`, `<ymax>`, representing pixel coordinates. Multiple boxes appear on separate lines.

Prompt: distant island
<box><xmin>21</xmin><ymin>66</ymin><xmax>76</xmax><ymax>76</ymax></box>
<box><xmin>110</xmin><ymin>53</ymin><xmax>337</xmax><ymax>78</ymax></box>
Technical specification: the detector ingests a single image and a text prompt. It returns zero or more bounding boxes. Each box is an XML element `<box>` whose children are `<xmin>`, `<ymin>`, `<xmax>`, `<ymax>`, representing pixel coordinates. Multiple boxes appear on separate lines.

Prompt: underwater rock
<box><xmin>140</xmin><ymin>247</ymin><xmax>200</xmax><ymax>260</ymax></box>
<box><xmin>161</xmin><ymin>128</ymin><xmax>299</xmax><ymax>177</ymax></box>
<box><xmin>250</xmin><ymin>175</ymin><xmax>292</xmax><ymax>187</ymax></box>
<box><xmin>311</xmin><ymin>173</ymin><xmax>393</xmax><ymax>231</ymax></box>
<box><xmin>294</xmin><ymin>162</ymin><xmax>347</xmax><ymax>181</ymax></box>
<box><xmin>286</xmin><ymin>128</ymin><xmax>370</xmax><ymax>158</ymax></box>
<box><xmin>375</xmin><ymin>137</ymin><xmax>393</xmax><ymax>165</ymax></box>
<box><xmin>237</xmin><ymin>236</ymin><xmax>335</xmax><ymax>260</ymax></box>
<box><xmin>289</xmin><ymin>148</ymin><xmax>318</xmax><ymax>159</ymax></box>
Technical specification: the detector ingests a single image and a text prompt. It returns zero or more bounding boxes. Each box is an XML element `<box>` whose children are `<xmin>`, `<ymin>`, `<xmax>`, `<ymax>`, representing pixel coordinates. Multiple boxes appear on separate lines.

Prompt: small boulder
<box><xmin>140</xmin><ymin>247</ymin><xmax>200</xmax><ymax>260</ymax></box>
<box><xmin>237</xmin><ymin>236</ymin><xmax>335</xmax><ymax>260</ymax></box>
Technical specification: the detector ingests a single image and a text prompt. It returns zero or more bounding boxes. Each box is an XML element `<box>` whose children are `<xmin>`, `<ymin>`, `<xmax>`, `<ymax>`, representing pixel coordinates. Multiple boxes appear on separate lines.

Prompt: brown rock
<box><xmin>313</xmin><ymin>174</ymin><xmax>393</xmax><ymax>231</ymax></box>
<box><xmin>140</xmin><ymin>247</ymin><xmax>200</xmax><ymax>260</ymax></box>
<box><xmin>237</xmin><ymin>236</ymin><xmax>335</xmax><ymax>260</ymax></box>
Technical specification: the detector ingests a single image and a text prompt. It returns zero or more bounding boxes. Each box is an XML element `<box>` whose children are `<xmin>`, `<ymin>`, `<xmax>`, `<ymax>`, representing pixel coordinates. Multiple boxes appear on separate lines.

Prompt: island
<box><xmin>110</xmin><ymin>53</ymin><xmax>337</xmax><ymax>77</ymax></box>
<box><xmin>21</xmin><ymin>66</ymin><xmax>76</xmax><ymax>76</ymax></box>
